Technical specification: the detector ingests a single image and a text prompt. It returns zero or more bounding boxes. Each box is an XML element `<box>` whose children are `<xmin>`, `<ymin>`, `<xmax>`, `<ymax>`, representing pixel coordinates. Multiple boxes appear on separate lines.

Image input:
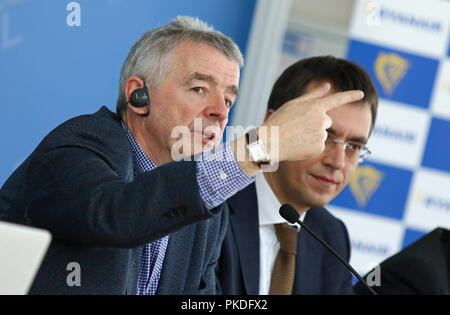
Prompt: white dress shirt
<box><xmin>255</xmin><ymin>172</ymin><xmax>305</xmax><ymax>295</ymax></box>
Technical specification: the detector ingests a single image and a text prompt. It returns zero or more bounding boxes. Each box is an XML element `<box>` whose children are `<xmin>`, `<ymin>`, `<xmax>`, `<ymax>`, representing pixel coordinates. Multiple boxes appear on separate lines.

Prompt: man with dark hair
<box><xmin>216</xmin><ymin>56</ymin><xmax>378</xmax><ymax>295</ymax></box>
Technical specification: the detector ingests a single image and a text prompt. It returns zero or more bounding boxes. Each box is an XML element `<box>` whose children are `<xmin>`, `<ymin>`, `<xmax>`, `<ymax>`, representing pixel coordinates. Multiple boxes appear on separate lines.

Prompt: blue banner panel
<box><xmin>347</xmin><ymin>39</ymin><xmax>439</xmax><ymax>109</ymax></box>
<box><xmin>421</xmin><ymin>117</ymin><xmax>450</xmax><ymax>172</ymax></box>
<box><xmin>330</xmin><ymin>161</ymin><xmax>413</xmax><ymax>220</ymax></box>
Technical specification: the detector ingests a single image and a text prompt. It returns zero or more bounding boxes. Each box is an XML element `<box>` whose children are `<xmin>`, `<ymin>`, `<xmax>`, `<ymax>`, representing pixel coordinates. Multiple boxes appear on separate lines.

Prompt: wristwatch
<box><xmin>245</xmin><ymin>128</ymin><xmax>271</xmax><ymax>166</ymax></box>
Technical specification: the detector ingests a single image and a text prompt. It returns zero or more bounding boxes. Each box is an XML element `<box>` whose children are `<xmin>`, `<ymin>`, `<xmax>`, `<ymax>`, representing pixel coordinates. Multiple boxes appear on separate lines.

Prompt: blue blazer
<box><xmin>216</xmin><ymin>183</ymin><xmax>354</xmax><ymax>295</ymax></box>
<box><xmin>0</xmin><ymin>106</ymin><xmax>228</xmax><ymax>294</ymax></box>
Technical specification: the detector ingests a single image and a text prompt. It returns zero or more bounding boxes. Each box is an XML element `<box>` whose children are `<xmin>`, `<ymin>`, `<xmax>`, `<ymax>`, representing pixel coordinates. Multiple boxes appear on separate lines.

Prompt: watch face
<box><xmin>251</xmin><ymin>148</ymin><xmax>264</xmax><ymax>161</ymax></box>
<box><xmin>248</xmin><ymin>140</ymin><xmax>269</xmax><ymax>162</ymax></box>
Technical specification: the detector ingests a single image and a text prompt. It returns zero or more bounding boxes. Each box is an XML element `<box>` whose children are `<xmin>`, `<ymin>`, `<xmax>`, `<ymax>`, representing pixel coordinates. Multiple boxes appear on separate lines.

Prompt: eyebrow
<box><xmin>327</xmin><ymin>127</ymin><xmax>368</xmax><ymax>144</ymax></box>
<box><xmin>184</xmin><ymin>72</ymin><xmax>239</xmax><ymax>97</ymax></box>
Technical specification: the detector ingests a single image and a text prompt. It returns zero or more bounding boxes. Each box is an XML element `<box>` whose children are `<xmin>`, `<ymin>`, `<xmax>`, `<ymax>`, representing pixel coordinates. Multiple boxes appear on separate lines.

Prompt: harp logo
<box><xmin>350</xmin><ymin>166</ymin><xmax>383</xmax><ymax>208</ymax></box>
<box><xmin>375</xmin><ymin>52</ymin><xmax>409</xmax><ymax>95</ymax></box>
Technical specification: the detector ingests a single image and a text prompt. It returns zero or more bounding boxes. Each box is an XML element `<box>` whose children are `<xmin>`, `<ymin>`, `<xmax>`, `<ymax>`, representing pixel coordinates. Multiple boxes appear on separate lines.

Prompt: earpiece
<box><xmin>128</xmin><ymin>81</ymin><xmax>150</xmax><ymax>117</ymax></box>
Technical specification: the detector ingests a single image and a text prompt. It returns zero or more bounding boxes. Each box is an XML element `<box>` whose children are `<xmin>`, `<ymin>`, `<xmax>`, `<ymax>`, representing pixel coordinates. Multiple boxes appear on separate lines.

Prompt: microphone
<box><xmin>279</xmin><ymin>204</ymin><xmax>378</xmax><ymax>295</ymax></box>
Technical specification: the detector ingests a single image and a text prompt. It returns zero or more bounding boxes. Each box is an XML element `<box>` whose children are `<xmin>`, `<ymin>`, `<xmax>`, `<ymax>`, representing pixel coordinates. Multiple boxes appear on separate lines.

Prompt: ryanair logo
<box><xmin>375</xmin><ymin>52</ymin><xmax>409</xmax><ymax>95</ymax></box>
<box><xmin>349</xmin><ymin>166</ymin><xmax>383</xmax><ymax>208</ymax></box>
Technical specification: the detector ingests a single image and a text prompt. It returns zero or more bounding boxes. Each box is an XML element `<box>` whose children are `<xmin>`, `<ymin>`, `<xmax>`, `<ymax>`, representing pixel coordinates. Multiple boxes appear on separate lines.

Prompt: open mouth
<box><xmin>203</xmin><ymin>132</ymin><xmax>214</xmax><ymax>140</ymax></box>
<box><xmin>200</xmin><ymin>131</ymin><xmax>216</xmax><ymax>144</ymax></box>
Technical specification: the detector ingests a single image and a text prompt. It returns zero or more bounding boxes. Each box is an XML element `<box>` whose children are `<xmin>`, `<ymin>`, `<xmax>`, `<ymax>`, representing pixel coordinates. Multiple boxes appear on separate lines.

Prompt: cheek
<box><xmin>183</xmin><ymin>106</ymin><xmax>206</xmax><ymax>126</ymax></box>
<box><xmin>161</xmin><ymin>91</ymin><xmax>197</xmax><ymax>120</ymax></box>
<box><xmin>163</xmin><ymin>106</ymin><xmax>198</xmax><ymax>133</ymax></box>
<box><xmin>220</xmin><ymin>119</ymin><xmax>228</xmax><ymax>132</ymax></box>
<box><xmin>222</xmin><ymin>117</ymin><xmax>229</xmax><ymax>126</ymax></box>
<box><xmin>340</xmin><ymin>165</ymin><xmax>358</xmax><ymax>189</ymax></box>
<box><xmin>280</xmin><ymin>161</ymin><xmax>309</xmax><ymax>183</ymax></box>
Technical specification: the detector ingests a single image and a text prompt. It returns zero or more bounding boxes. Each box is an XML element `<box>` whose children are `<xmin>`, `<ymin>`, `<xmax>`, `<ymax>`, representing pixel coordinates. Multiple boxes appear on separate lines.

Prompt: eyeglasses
<box><xmin>324</xmin><ymin>133</ymin><xmax>371</xmax><ymax>163</ymax></box>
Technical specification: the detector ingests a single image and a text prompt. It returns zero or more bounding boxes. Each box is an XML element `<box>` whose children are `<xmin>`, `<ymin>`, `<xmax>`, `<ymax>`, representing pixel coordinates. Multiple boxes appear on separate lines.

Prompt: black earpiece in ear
<box><xmin>128</xmin><ymin>81</ymin><xmax>150</xmax><ymax>117</ymax></box>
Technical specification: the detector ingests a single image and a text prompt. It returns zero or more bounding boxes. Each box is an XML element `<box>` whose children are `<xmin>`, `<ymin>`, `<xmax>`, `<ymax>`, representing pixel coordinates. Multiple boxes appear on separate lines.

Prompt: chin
<box><xmin>302</xmin><ymin>194</ymin><xmax>334</xmax><ymax>209</ymax></box>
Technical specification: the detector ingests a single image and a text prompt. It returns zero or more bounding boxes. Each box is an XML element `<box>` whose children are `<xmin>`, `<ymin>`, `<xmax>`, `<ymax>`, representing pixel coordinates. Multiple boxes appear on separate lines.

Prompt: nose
<box><xmin>203</xmin><ymin>92</ymin><xmax>229</xmax><ymax>122</ymax></box>
<box><xmin>323</xmin><ymin>142</ymin><xmax>346</xmax><ymax>170</ymax></box>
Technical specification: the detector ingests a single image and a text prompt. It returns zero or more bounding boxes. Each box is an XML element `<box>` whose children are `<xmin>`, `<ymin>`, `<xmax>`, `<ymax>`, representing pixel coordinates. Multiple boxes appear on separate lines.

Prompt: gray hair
<box><xmin>116</xmin><ymin>16</ymin><xmax>244</xmax><ymax>119</ymax></box>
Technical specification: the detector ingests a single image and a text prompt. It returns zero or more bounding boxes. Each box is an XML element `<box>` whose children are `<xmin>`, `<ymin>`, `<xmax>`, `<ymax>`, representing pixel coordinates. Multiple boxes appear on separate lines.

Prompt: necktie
<box><xmin>269</xmin><ymin>223</ymin><xmax>298</xmax><ymax>295</ymax></box>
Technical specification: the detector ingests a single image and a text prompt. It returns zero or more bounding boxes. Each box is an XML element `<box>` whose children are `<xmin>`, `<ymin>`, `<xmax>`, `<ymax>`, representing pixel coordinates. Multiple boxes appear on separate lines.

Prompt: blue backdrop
<box><xmin>0</xmin><ymin>0</ymin><xmax>256</xmax><ymax>185</ymax></box>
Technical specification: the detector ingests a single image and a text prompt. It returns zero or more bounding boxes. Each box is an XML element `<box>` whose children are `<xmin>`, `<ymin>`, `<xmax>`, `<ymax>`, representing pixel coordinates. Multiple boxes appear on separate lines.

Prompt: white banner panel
<box><xmin>328</xmin><ymin>205</ymin><xmax>404</xmax><ymax>275</ymax></box>
<box><xmin>404</xmin><ymin>168</ymin><xmax>450</xmax><ymax>231</ymax></box>
<box><xmin>349</xmin><ymin>0</ymin><xmax>450</xmax><ymax>58</ymax></box>
<box><xmin>369</xmin><ymin>99</ymin><xmax>431</xmax><ymax>169</ymax></box>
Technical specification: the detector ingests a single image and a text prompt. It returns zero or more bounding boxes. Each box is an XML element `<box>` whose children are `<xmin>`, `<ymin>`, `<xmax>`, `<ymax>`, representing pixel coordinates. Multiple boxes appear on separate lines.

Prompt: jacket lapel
<box><xmin>227</xmin><ymin>183</ymin><xmax>260</xmax><ymax>295</ymax></box>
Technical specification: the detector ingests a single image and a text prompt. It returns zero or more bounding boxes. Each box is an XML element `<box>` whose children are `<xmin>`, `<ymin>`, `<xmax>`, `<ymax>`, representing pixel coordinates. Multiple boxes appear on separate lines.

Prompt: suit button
<box><xmin>220</xmin><ymin>170</ymin><xmax>227</xmax><ymax>180</ymax></box>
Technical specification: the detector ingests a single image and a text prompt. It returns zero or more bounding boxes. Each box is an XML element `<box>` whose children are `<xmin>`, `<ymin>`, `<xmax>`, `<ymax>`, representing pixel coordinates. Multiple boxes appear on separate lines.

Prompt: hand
<box><xmin>262</xmin><ymin>83</ymin><xmax>364</xmax><ymax>163</ymax></box>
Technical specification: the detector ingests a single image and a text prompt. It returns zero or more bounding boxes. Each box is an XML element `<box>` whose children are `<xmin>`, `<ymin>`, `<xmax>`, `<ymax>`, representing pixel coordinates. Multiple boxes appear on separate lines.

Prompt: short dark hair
<box><xmin>267</xmin><ymin>56</ymin><xmax>378</xmax><ymax>134</ymax></box>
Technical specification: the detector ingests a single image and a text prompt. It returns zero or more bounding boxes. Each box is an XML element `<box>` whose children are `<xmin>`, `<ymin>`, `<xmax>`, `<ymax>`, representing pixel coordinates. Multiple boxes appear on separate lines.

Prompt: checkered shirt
<box><xmin>121</xmin><ymin>122</ymin><xmax>254</xmax><ymax>294</ymax></box>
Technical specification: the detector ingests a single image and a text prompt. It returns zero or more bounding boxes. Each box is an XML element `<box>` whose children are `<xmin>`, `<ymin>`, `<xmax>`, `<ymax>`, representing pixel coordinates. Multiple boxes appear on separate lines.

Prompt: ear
<box><xmin>263</xmin><ymin>109</ymin><xmax>275</xmax><ymax>123</ymax></box>
<box><xmin>124</xmin><ymin>76</ymin><xmax>148</xmax><ymax>116</ymax></box>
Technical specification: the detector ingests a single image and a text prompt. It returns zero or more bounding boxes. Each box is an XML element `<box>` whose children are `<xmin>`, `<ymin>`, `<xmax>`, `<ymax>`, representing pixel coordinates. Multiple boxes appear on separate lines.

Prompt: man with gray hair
<box><xmin>0</xmin><ymin>16</ymin><xmax>364</xmax><ymax>294</ymax></box>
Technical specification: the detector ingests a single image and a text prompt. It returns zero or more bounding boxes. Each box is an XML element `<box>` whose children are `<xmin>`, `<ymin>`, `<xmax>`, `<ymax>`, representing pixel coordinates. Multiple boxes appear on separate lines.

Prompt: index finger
<box><xmin>319</xmin><ymin>90</ymin><xmax>365</xmax><ymax>112</ymax></box>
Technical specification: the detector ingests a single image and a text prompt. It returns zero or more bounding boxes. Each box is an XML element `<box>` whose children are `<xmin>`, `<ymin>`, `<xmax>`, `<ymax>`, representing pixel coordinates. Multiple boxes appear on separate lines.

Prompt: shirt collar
<box><xmin>255</xmin><ymin>172</ymin><xmax>305</xmax><ymax>228</ymax></box>
<box><xmin>121</xmin><ymin>121</ymin><xmax>156</xmax><ymax>174</ymax></box>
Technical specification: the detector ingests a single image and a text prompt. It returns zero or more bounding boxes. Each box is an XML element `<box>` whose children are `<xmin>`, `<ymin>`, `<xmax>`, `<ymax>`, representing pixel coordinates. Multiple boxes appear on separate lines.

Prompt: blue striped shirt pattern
<box><xmin>121</xmin><ymin>122</ymin><xmax>168</xmax><ymax>295</ymax></box>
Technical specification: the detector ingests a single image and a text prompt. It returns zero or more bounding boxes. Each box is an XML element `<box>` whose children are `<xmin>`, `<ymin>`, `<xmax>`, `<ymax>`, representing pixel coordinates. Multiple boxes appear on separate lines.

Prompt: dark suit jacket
<box><xmin>0</xmin><ymin>106</ymin><xmax>228</xmax><ymax>294</ymax></box>
<box><xmin>354</xmin><ymin>227</ymin><xmax>450</xmax><ymax>295</ymax></box>
<box><xmin>216</xmin><ymin>183</ymin><xmax>353</xmax><ymax>295</ymax></box>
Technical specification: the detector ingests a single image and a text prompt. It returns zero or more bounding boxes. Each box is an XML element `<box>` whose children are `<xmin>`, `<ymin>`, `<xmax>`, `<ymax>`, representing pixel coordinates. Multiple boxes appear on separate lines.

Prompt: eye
<box><xmin>347</xmin><ymin>143</ymin><xmax>363</xmax><ymax>151</ymax></box>
<box><xmin>192</xmin><ymin>87</ymin><xmax>205</xmax><ymax>94</ymax></box>
<box><xmin>225</xmin><ymin>98</ymin><xmax>233</xmax><ymax>108</ymax></box>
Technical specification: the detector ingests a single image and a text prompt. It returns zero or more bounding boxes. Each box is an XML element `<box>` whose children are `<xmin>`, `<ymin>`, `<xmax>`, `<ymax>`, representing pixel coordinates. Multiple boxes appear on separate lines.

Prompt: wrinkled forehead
<box><xmin>327</xmin><ymin>103</ymin><xmax>372</xmax><ymax>142</ymax></box>
<box><xmin>165</xmin><ymin>41</ymin><xmax>241</xmax><ymax>88</ymax></box>
<box><xmin>169</xmin><ymin>41</ymin><xmax>238</xmax><ymax>69</ymax></box>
